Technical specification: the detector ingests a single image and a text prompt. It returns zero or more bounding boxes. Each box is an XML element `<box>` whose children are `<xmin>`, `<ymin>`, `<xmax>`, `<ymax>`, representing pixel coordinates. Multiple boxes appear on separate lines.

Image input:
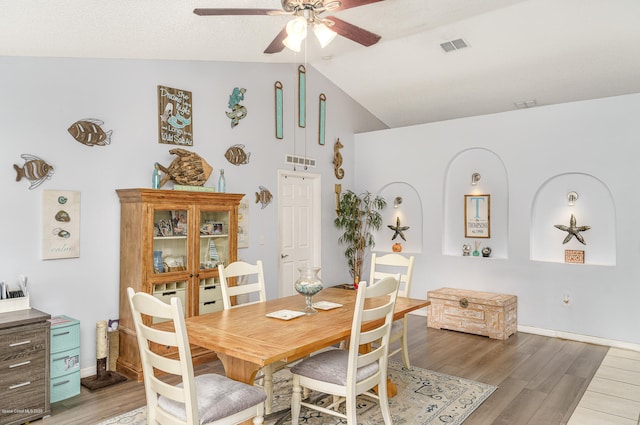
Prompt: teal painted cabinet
<box><xmin>49</xmin><ymin>315</ymin><xmax>80</xmax><ymax>403</ymax></box>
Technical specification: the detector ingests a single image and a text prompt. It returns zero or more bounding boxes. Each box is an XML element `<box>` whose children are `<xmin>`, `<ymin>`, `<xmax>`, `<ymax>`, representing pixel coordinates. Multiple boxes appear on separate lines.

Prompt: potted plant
<box><xmin>334</xmin><ymin>190</ymin><xmax>386</xmax><ymax>288</ymax></box>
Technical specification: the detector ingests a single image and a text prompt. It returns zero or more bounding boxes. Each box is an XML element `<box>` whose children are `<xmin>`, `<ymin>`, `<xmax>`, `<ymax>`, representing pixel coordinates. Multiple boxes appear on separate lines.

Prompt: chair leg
<box><xmin>263</xmin><ymin>366</ymin><xmax>273</xmax><ymax>414</ymax></box>
<box><xmin>345</xmin><ymin>394</ymin><xmax>357</xmax><ymax>425</ymax></box>
<box><xmin>291</xmin><ymin>375</ymin><xmax>302</xmax><ymax>425</ymax></box>
<box><xmin>377</xmin><ymin>379</ymin><xmax>393</xmax><ymax>425</ymax></box>
<box><xmin>253</xmin><ymin>403</ymin><xmax>265</xmax><ymax>425</ymax></box>
<box><xmin>401</xmin><ymin>335</ymin><xmax>411</xmax><ymax>369</ymax></box>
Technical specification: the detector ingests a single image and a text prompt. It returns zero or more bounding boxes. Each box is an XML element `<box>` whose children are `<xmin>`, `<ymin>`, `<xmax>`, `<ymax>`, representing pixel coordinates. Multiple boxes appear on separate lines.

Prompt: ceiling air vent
<box><xmin>285</xmin><ymin>154</ymin><xmax>316</xmax><ymax>168</ymax></box>
<box><xmin>440</xmin><ymin>38</ymin><xmax>468</xmax><ymax>53</ymax></box>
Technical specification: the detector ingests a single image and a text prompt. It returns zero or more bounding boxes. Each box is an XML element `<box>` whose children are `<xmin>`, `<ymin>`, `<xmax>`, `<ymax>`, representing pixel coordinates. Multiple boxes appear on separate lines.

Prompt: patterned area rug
<box><xmin>98</xmin><ymin>362</ymin><xmax>496</xmax><ymax>425</ymax></box>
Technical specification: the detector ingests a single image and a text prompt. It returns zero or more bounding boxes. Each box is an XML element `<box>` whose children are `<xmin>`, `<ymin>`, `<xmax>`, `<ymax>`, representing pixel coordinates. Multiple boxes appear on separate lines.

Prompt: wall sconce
<box><xmin>567</xmin><ymin>191</ymin><xmax>578</xmax><ymax>206</ymax></box>
<box><xmin>471</xmin><ymin>173</ymin><xmax>481</xmax><ymax>185</ymax></box>
<box><xmin>394</xmin><ymin>197</ymin><xmax>403</xmax><ymax>208</ymax></box>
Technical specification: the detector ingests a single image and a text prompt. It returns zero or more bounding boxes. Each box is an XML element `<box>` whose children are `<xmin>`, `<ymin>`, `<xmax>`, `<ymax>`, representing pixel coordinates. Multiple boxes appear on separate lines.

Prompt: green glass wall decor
<box><xmin>298</xmin><ymin>65</ymin><xmax>306</xmax><ymax>128</ymax></box>
<box><xmin>275</xmin><ymin>81</ymin><xmax>283</xmax><ymax>139</ymax></box>
<box><xmin>318</xmin><ymin>93</ymin><xmax>326</xmax><ymax>145</ymax></box>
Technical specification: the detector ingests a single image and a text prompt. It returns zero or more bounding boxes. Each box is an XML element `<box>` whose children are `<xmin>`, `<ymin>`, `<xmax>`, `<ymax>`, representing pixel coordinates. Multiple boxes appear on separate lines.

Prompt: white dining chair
<box><xmin>370</xmin><ymin>252</ymin><xmax>415</xmax><ymax>368</ymax></box>
<box><xmin>126</xmin><ymin>287</ymin><xmax>266</xmax><ymax>425</ymax></box>
<box><xmin>290</xmin><ymin>275</ymin><xmax>400</xmax><ymax>425</ymax></box>
<box><xmin>217</xmin><ymin>260</ymin><xmax>285</xmax><ymax>415</ymax></box>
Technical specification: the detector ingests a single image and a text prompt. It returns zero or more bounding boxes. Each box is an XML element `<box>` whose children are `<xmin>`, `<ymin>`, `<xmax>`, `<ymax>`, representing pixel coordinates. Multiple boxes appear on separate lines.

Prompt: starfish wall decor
<box><xmin>388</xmin><ymin>217</ymin><xmax>409</xmax><ymax>241</ymax></box>
<box><xmin>554</xmin><ymin>214</ymin><xmax>591</xmax><ymax>245</ymax></box>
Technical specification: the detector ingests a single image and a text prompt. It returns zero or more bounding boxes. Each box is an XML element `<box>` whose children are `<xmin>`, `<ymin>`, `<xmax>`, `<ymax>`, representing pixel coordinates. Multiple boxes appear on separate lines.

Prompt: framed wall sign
<box><xmin>157</xmin><ymin>85</ymin><xmax>193</xmax><ymax>146</ymax></box>
<box><xmin>464</xmin><ymin>194</ymin><xmax>490</xmax><ymax>238</ymax></box>
<box><xmin>42</xmin><ymin>190</ymin><xmax>80</xmax><ymax>259</ymax></box>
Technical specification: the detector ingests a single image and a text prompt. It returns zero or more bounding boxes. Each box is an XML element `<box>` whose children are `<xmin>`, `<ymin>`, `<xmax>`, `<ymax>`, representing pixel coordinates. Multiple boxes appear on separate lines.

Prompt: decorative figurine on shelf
<box><xmin>155</xmin><ymin>148</ymin><xmax>213</xmax><ymax>187</ymax></box>
<box><xmin>462</xmin><ymin>244</ymin><xmax>471</xmax><ymax>256</ymax></box>
<box><xmin>388</xmin><ymin>217</ymin><xmax>409</xmax><ymax>241</ymax></box>
<box><xmin>473</xmin><ymin>241</ymin><xmax>481</xmax><ymax>256</ymax></box>
<box><xmin>482</xmin><ymin>246</ymin><xmax>492</xmax><ymax>257</ymax></box>
<box><xmin>392</xmin><ymin>242</ymin><xmax>403</xmax><ymax>252</ymax></box>
<box><xmin>554</xmin><ymin>214</ymin><xmax>591</xmax><ymax>245</ymax></box>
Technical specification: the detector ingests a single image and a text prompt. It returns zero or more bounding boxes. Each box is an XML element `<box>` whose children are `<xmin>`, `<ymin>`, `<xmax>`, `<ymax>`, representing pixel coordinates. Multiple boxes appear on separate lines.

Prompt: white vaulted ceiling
<box><xmin>2</xmin><ymin>0</ymin><xmax>640</xmax><ymax>128</ymax></box>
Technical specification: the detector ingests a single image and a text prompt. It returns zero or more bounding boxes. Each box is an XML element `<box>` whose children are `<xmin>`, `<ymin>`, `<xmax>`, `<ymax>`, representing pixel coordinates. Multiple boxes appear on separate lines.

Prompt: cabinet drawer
<box><xmin>0</xmin><ymin>326</ymin><xmax>47</xmax><ymax>362</ymax></box>
<box><xmin>199</xmin><ymin>299</ymin><xmax>223</xmax><ymax>315</ymax></box>
<box><xmin>50</xmin><ymin>347</ymin><xmax>80</xmax><ymax>378</ymax></box>
<box><xmin>0</xmin><ymin>376</ymin><xmax>47</xmax><ymax>424</ymax></box>
<box><xmin>50</xmin><ymin>323</ymin><xmax>80</xmax><ymax>353</ymax></box>
<box><xmin>200</xmin><ymin>284</ymin><xmax>222</xmax><ymax>302</ymax></box>
<box><xmin>50</xmin><ymin>370</ymin><xmax>80</xmax><ymax>403</ymax></box>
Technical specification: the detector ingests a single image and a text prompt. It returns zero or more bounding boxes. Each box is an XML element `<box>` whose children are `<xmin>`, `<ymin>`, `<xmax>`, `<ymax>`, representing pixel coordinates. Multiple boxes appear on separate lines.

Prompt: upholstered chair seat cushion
<box><xmin>291</xmin><ymin>349</ymin><xmax>379</xmax><ymax>386</ymax></box>
<box><xmin>158</xmin><ymin>373</ymin><xmax>266</xmax><ymax>424</ymax></box>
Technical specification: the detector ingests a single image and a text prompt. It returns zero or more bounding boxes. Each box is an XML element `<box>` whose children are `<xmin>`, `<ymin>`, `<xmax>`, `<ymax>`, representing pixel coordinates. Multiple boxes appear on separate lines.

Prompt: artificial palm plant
<box><xmin>334</xmin><ymin>190</ymin><xmax>386</xmax><ymax>287</ymax></box>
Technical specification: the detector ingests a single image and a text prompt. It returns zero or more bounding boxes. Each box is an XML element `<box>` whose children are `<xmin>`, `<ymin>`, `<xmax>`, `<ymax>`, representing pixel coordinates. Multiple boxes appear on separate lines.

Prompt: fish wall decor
<box><xmin>224</xmin><ymin>144</ymin><xmax>251</xmax><ymax>166</ymax></box>
<box><xmin>156</xmin><ymin>148</ymin><xmax>213</xmax><ymax>187</ymax></box>
<box><xmin>67</xmin><ymin>119</ymin><xmax>112</xmax><ymax>146</ymax></box>
<box><xmin>226</xmin><ymin>87</ymin><xmax>247</xmax><ymax>128</ymax></box>
<box><xmin>255</xmin><ymin>186</ymin><xmax>273</xmax><ymax>209</ymax></box>
<box><xmin>14</xmin><ymin>154</ymin><xmax>55</xmax><ymax>189</ymax></box>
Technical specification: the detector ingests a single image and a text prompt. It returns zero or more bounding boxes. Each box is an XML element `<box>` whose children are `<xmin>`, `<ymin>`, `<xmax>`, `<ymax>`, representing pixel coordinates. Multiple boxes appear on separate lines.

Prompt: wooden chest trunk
<box><xmin>427</xmin><ymin>288</ymin><xmax>517</xmax><ymax>340</ymax></box>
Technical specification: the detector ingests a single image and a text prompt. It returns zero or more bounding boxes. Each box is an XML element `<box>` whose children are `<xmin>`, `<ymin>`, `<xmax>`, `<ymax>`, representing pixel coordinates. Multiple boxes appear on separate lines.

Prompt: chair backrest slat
<box><xmin>218</xmin><ymin>260</ymin><xmax>267</xmax><ymax>310</ymax></box>
<box><xmin>370</xmin><ymin>253</ymin><xmax>415</xmax><ymax>298</ymax></box>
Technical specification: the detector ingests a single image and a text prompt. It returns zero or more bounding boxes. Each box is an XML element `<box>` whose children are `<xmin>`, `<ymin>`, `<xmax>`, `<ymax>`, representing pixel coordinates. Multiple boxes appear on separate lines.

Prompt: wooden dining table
<box><xmin>184</xmin><ymin>286</ymin><xmax>430</xmax><ymax>386</ymax></box>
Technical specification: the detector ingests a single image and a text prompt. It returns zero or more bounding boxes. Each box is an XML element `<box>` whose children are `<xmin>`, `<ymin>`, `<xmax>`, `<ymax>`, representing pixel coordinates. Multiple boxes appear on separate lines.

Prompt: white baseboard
<box><xmin>409</xmin><ymin>309</ymin><xmax>640</xmax><ymax>352</ymax></box>
<box><xmin>81</xmin><ymin>365</ymin><xmax>96</xmax><ymax>378</ymax></box>
<box><xmin>517</xmin><ymin>325</ymin><xmax>640</xmax><ymax>352</ymax></box>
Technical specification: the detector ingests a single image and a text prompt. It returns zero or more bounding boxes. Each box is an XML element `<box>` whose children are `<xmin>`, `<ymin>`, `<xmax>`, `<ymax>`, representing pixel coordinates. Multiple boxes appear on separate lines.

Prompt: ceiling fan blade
<box><xmin>331</xmin><ymin>0</ymin><xmax>384</xmax><ymax>12</ymax></box>
<box><xmin>264</xmin><ymin>26</ymin><xmax>288</xmax><ymax>54</ymax></box>
<box><xmin>193</xmin><ymin>8</ymin><xmax>277</xmax><ymax>16</ymax></box>
<box><xmin>326</xmin><ymin>16</ymin><xmax>381</xmax><ymax>47</ymax></box>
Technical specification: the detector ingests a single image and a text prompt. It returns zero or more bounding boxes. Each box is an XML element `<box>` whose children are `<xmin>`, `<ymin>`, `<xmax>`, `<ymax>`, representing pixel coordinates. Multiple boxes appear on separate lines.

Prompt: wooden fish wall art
<box><xmin>156</xmin><ymin>148</ymin><xmax>213</xmax><ymax>187</ymax></box>
<box><xmin>255</xmin><ymin>186</ymin><xmax>273</xmax><ymax>209</ymax></box>
<box><xmin>68</xmin><ymin>119</ymin><xmax>112</xmax><ymax>146</ymax></box>
<box><xmin>333</xmin><ymin>138</ymin><xmax>344</xmax><ymax>179</ymax></box>
<box><xmin>225</xmin><ymin>144</ymin><xmax>251</xmax><ymax>166</ymax></box>
<box><xmin>14</xmin><ymin>154</ymin><xmax>55</xmax><ymax>190</ymax></box>
<box><xmin>226</xmin><ymin>87</ymin><xmax>247</xmax><ymax>128</ymax></box>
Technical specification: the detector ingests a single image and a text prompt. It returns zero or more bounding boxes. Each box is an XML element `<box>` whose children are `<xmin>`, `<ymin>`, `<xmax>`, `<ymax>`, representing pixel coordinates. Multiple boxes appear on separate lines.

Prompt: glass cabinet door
<box><xmin>198</xmin><ymin>209</ymin><xmax>230</xmax><ymax>271</ymax></box>
<box><xmin>152</xmin><ymin>208</ymin><xmax>189</xmax><ymax>275</ymax></box>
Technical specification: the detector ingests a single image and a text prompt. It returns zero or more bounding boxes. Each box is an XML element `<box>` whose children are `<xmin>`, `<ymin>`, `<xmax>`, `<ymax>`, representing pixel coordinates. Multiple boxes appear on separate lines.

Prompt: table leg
<box><xmin>216</xmin><ymin>353</ymin><xmax>264</xmax><ymax>425</ymax></box>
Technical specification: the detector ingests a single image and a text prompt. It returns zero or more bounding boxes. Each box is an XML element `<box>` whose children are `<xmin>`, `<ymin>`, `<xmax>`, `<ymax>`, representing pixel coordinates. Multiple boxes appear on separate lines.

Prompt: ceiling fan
<box><xmin>194</xmin><ymin>0</ymin><xmax>383</xmax><ymax>54</ymax></box>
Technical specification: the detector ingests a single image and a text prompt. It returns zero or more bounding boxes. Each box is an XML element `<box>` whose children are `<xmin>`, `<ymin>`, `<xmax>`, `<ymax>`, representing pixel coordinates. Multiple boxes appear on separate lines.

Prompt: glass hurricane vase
<box><xmin>295</xmin><ymin>267</ymin><xmax>323</xmax><ymax>314</ymax></box>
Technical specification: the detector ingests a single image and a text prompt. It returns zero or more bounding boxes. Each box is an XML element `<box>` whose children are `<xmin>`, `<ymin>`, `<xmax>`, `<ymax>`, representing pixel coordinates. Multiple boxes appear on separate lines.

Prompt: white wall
<box><xmin>0</xmin><ymin>56</ymin><xmax>387</xmax><ymax>370</ymax></box>
<box><xmin>355</xmin><ymin>93</ymin><xmax>640</xmax><ymax>346</ymax></box>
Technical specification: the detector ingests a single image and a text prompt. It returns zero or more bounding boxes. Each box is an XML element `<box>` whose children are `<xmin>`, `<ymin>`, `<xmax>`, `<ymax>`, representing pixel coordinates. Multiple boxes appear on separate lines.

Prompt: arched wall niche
<box><xmin>530</xmin><ymin>173</ymin><xmax>616</xmax><ymax>265</ymax></box>
<box><xmin>373</xmin><ymin>182</ymin><xmax>423</xmax><ymax>254</ymax></box>
<box><xmin>443</xmin><ymin>147</ymin><xmax>509</xmax><ymax>258</ymax></box>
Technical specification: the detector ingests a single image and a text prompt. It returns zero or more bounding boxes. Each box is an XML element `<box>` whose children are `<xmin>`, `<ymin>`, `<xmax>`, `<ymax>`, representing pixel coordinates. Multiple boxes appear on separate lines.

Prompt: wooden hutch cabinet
<box><xmin>116</xmin><ymin>188</ymin><xmax>244</xmax><ymax>380</ymax></box>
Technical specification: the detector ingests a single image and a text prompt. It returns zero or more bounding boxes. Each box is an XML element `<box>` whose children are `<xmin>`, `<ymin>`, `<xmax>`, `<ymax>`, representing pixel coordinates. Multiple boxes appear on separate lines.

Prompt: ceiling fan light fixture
<box><xmin>313</xmin><ymin>22</ymin><xmax>337</xmax><ymax>48</ymax></box>
<box><xmin>283</xmin><ymin>16</ymin><xmax>308</xmax><ymax>52</ymax></box>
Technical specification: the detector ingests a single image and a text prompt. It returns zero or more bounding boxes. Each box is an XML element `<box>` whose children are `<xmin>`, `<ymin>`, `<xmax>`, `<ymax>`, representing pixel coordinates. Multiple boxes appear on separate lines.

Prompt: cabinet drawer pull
<box><xmin>204</xmin><ymin>301</ymin><xmax>216</xmax><ymax>306</ymax></box>
<box><xmin>459</xmin><ymin>298</ymin><xmax>469</xmax><ymax>308</ymax></box>
<box><xmin>53</xmin><ymin>355</ymin><xmax>70</xmax><ymax>362</ymax></box>
<box><xmin>9</xmin><ymin>381</ymin><xmax>31</xmax><ymax>390</ymax></box>
<box><xmin>53</xmin><ymin>331</ymin><xmax>71</xmax><ymax>337</ymax></box>
<box><xmin>9</xmin><ymin>361</ymin><xmax>31</xmax><ymax>368</ymax></box>
<box><xmin>204</xmin><ymin>286</ymin><xmax>217</xmax><ymax>290</ymax></box>
<box><xmin>9</xmin><ymin>340</ymin><xmax>31</xmax><ymax>347</ymax></box>
<box><xmin>53</xmin><ymin>380</ymin><xmax>70</xmax><ymax>387</ymax></box>
<box><xmin>162</xmin><ymin>291</ymin><xmax>176</xmax><ymax>296</ymax></box>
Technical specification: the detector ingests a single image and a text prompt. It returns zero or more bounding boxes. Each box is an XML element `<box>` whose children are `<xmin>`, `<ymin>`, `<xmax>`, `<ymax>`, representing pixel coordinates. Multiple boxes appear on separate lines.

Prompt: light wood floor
<box><xmin>36</xmin><ymin>315</ymin><xmax>609</xmax><ymax>425</ymax></box>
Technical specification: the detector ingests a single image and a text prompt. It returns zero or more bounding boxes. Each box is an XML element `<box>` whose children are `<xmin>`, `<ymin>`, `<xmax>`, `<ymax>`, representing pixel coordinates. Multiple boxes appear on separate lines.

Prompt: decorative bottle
<box><xmin>217</xmin><ymin>169</ymin><xmax>226</xmax><ymax>193</ymax></box>
<box><xmin>152</xmin><ymin>163</ymin><xmax>161</xmax><ymax>189</ymax></box>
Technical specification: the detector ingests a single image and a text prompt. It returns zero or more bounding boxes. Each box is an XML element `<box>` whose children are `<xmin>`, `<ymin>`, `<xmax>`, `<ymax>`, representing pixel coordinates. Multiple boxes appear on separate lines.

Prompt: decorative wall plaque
<box><xmin>158</xmin><ymin>85</ymin><xmax>193</xmax><ymax>146</ymax></box>
<box><xmin>565</xmin><ymin>250</ymin><xmax>585</xmax><ymax>264</ymax></box>
<box><xmin>464</xmin><ymin>194</ymin><xmax>490</xmax><ymax>238</ymax></box>
<box><xmin>298</xmin><ymin>65</ymin><xmax>306</xmax><ymax>128</ymax></box>
<box><xmin>318</xmin><ymin>93</ymin><xmax>326</xmax><ymax>145</ymax></box>
<box><xmin>275</xmin><ymin>81</ymin><xmax>283</xmax><ymax>139</ymax></box>
<box><xmin>42</xmin><ymin>190</ymin><xmax>80</xmax><ymax>260</ymax></box>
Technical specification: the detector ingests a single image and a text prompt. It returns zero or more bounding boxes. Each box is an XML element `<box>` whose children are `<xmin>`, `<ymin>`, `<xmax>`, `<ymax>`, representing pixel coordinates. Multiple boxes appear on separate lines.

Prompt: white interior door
<box><xmin>277</xmin><ymin>170</ymin><xmax>322</xmax><ymax>297</ymax></box>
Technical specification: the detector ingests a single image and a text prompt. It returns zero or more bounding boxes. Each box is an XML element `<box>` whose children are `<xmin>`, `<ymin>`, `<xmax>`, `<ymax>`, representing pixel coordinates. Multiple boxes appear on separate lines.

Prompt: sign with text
<box><xmin>158</xmin><ymin>85</ymin><xmax>193</xmax><ymax>146</ymax></box>
<box><xmin>565</xmin><ymin>250</ymin><xmax>585</xmax><ymax>264</ymax></box>
<box><xmin>465</xmin><ymin>194</ymin><xmax>491</xmax><ymax>238</ymax></box>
